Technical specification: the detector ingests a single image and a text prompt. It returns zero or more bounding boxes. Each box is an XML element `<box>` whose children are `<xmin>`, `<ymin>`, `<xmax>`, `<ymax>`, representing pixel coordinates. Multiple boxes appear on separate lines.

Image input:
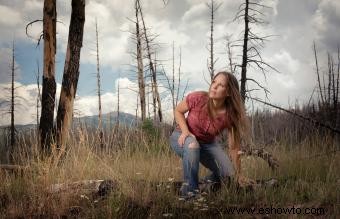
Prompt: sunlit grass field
<box><xmin>0</xmin><ymin>125</ymin><xmax>339</xmax><ymax>218</ymax></box>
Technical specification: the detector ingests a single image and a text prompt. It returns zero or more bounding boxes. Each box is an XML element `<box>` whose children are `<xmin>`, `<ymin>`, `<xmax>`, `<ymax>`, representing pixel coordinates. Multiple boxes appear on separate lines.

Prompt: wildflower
<box><xmin>80</xmin><ymin>194</ymin><xmax>90</xmax><ymax>200</ymax></box>
<box><xmin>187</xmin><ymin>191</ymin><xmax>194</xmax><ymax>196</ymax></box>
<box><xmin>196</xmin><ymin>197</ymin><xmax>205</xmax><ymax>202</ymax></box>
<box><xmin>162</xmin><ymin>213</ymin><xmax>173</xmax><ymax>217</ymax></box>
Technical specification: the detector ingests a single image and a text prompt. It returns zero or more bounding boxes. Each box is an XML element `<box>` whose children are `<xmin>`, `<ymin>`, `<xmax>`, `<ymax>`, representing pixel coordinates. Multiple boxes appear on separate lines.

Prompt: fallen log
<box><xmin>49</xmin><ymin>179</ymin><xmax>118</xmax><ymax>197</ymax></box>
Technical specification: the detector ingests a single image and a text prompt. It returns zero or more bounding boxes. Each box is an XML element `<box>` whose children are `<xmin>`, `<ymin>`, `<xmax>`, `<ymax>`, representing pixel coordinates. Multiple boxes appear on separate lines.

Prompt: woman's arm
<box><xmin>228</xmin><ymin>128</ymin><xmax>241</xmax><ymax>177</ymax></box>
<box><xmin>175</xmin><ymin>98</ymin><xmax>189</xmax><ymax>133</ymax></box>
<box><xmin>175</xmin><ymin>97</ymin><xmax>195</xmax><ymax>145</ymax></box>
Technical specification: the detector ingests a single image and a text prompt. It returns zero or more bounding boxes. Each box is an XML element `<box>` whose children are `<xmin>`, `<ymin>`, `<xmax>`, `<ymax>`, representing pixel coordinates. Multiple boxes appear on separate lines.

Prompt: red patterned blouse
<box><xmin>178</xmin><ymin>91</ymin><xmax>232</xmax><ymax>143</ymax></box>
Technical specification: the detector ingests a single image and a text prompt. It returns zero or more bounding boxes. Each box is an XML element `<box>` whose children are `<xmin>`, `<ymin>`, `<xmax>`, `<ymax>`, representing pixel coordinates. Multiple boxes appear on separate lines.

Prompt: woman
<box><xmin>169</xmin><ymin>71</ymin><xmax>250</xmax><ymax>197</ymax></box>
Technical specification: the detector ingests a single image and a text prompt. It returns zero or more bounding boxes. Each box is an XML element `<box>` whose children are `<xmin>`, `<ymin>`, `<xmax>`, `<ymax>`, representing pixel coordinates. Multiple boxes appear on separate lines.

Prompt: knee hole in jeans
<box><xmin>188</xmin><ymin>141</ymin><xmax>199</xmax><ymax>149</ymax></box>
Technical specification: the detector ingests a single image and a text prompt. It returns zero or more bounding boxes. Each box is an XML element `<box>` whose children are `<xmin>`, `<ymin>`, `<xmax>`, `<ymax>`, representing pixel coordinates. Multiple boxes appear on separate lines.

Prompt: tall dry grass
<box><xmin>0</xmin><ymin>121</ymin><xmax>339</xmax><ymax>218</ymax></box>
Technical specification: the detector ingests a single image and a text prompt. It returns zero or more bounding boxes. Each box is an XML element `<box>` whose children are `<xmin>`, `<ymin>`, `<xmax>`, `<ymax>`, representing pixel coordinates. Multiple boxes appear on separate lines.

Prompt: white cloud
<box><xmin>312</xmin><ymin>0</ymin><xmax>340</xmax><ymax>53</ymax></box>
<box><xmin>0</xmin><ymin>5</ymin><xmax>22</xmax><ymax>26</ymax></box>
<box><xmin>0</xmin><ymin>82</ymin><xmax>40</xmax><ymax>125</ymax></box>
<box><xmin>267</xmin><ymin>50</ymin><xmax>300</xmax><ymax>76</ymax></box>
<box><xmin>0</xmin><ymin>47</ymin><xmax>21</xmax><ymax>83</ymax></box>
<box><xmin>182</xmin><ymin>3</ymin><xmax>207</xmax><ymax>27</ymax></box>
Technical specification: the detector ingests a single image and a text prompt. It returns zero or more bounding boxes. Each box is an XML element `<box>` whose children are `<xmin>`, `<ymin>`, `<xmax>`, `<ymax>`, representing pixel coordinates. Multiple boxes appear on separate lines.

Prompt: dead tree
<box><xmin>1</xmin><ymin>42</ymin><xmax>25</xmax><ymax>163</ymax></box>
<box><xmin>327</xmin><ymin>53</ymin><xmax>332</xmax><ymax>107</ymax></box>
<box><xmin>152</xmin><ymin>53</ymin><xmax>158</xmax><ymax>121</ymax></box>
<box><xmin>337</xmin><ymin>47</ymin><xmax>340</xmax><ymax>131</ymax></box>
<box><xmin>137</xmin><ymin>0</ymin><xmax>163</xmax><ymax>122</ymax></box>
<box><xmin>56</xmin><ymin>0</ymin><xmax>85</xmax><ymax>149</ymax></box>
<box><xmin>176</xmin><ymin>47</ymin><xmax>183</xmax><ymax>105</ymax></box>
<box><xmin>135</xmin><ymin>0</ymin><xmax>146</xmax><ymax>121</ymax></box>
<box><xmin>36</xmin><ymin>61</ymin><xmax>41</xmax><ymax>132</ymax></box>
<box><xmin>326</xmin><ymin>52</ymin><xmax>339</xmax><ymax>130</ymax></box>
<box><xmin>313</xmin><ymin>42</ymin><xmax>325</xmax><ymax>105</ymax></box>
<box><xmin>206</xmin><ymin>0</ymin><xmax>221</xmax><ymax>81</ymax></box>
<box><xmin>147</xmin><ymin>82</ymin><xmax>151</xmax><ymax>118</ymax></box>
<box><xmin>151</xmin><ymin>76</ymin><xmax>157</xmax><ymax>120</ymax></box>
<box><xmin>40</xmin><ymin>0</ymin><xmax>57</xmax><ymax>152</ymax></box>
<box><xmin>313</xmin><ymin>43</ymin><xmax>340</xmax><ymax>132</ymax></box>
<box><xmin>233</xmin><ymin>0</ymin><xmax>278</xmax><ymax>102</ymax></box>
<box><xmin>95</xmin><ymin>18</ymin><xmax>104</xmax><ymax>149</ymax></box>
<box><xmin>164</xmin><ymin>43</ymin><xmax>184</xmax><ymax>126</ymax></box>
<box><xmin>171</xmin><ymin>42</ymin><xmax>175</xmax><ymax>124</ymax></box>
<box><xmin>136</xmin><ymin>94</ymin><xmax>139</xmax><ymax>123</ymax></box>
<box><xmin>10</xmin><ymin>42</ymin><xmax>16</xmax><ymax>153</ymax></box>
<box><xmin>239</xmin><ymin>0</ymin><xmax>249</xmax><ymax>102</ymax></box>
<box><xmin>226</xmin><ymin>35</ymin><xmax>235</xmax><ymax>74</ymax></box>
<box><xmin>117</xmin><ymin>79</ymin><xmax>120</xmax><ymax>127</ymax></box>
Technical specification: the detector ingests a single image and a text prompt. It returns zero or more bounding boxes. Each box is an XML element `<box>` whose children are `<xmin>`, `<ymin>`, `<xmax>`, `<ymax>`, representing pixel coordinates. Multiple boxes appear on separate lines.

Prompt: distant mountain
<box><xmin>0</xmin><ymin>111</ymin><xmax>138</xmax><ymax>130</ymax></box>
<box><xmin>73</xmin><ymin>111</ymin><xmax>138</xmax><ymax>128</ymax></box>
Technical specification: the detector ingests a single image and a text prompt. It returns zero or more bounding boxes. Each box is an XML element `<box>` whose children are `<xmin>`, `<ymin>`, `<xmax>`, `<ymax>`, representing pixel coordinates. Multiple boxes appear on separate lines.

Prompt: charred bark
<box><xmin>56</xmin><ymin>0</ymin><xmax>85</xmax><ymax>148</ymax></box>
<box><xmin>206</xmin><ymin>0</ymin><xmax>220</xmax><ymax>81</ymax></box>
<box><xmin>39</xmin><ymin>0</ymin><xmax>57</xmax><ymax>152</ymax></box>
<box><xmin>10</xmin><ymin>42</ymin><xmax>15</xmax><ymax>156</ymax></box>
<box><xmin>240</xmin><ymin>0</ymin><xmax>249</xmax><ymax>102</ymax></box>
<box><xmin>95</xmin><ymin>19</ymin><xmax>104</xmax><ymax>149</ymax></box>
<box><xmin>137</xmin><ymin>0</ymin><xmax>163</xmax><ymax>122</ymax></box>
<box><xmin>135</xmin><ymin>0</ymin><xmax>146</xmax><ymax>121</ymax></box>
<box><xmin>233</xmin><ymin>0</ymin><xmax>277</xmax><ymax>102</ymax></box>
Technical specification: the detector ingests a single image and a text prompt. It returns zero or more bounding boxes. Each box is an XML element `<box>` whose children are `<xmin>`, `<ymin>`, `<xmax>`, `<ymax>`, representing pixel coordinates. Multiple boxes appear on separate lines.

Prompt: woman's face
<box><xmin>209</xmin><ymin>74</ymin><xmax>228</xmax><ymax>100</ymax></box>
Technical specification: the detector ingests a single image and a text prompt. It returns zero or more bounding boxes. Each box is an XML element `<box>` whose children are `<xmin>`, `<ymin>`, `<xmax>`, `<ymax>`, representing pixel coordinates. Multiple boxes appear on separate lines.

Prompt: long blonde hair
<box><xmin>207</xmin><ymin>71</ymin><xmax>250</xmax><ymax>145</ymax></box>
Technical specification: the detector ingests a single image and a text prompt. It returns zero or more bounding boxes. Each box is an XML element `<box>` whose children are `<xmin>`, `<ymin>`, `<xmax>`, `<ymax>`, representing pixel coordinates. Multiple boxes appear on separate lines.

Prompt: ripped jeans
<box><xmin>169</xmin><ymin>130</ymin><xmax>235</xmax><ymax>195</ymax></box>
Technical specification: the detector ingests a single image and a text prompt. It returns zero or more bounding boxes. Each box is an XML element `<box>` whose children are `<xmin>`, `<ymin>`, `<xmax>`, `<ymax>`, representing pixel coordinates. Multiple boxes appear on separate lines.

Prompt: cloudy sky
<box><xmin>0</xmin><ymin>0</ymin><xmax>339</xmax><ymax>125</ymax></box>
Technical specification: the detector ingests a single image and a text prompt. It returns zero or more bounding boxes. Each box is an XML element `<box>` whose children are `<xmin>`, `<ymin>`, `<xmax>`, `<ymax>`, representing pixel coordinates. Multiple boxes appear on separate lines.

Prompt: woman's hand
<box><xmin>178</xmin><ymin>131</ymin><xmax>195</xmax><ymax>146</ymax></box>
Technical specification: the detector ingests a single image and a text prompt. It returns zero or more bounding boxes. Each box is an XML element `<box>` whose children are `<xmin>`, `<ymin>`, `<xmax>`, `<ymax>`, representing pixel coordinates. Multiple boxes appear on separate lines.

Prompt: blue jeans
<box><xmin>169</xmin><ymin>130</ymin><xmax>235</xmax><ymax>195</ymax></box>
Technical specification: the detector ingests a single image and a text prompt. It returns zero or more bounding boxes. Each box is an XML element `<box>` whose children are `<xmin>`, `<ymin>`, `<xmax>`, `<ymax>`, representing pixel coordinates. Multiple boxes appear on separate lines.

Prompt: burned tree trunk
<box><xmin>313</xmin><ymin>42</ymin><xmax>325</xmax><ymax>105</ymax></box>
<box><xmin>95</xmin><ymin>19</ymin><xmax>104</xmax><ymax>149</ymax></box>
<box><xmin>36</xmin><ymin>61</ymin><xmax>41</xmax><ymax>132</ymax></box>
<box><xmin>40</xmin><ymin>0</ymin><xmax>57</xmax><ymax>152</ymax></box>
<box><xmin>226</xmin><ymin>35</ymin><xmax>234</xmax><ymax>75</ymax></box>
<box><xmin>137</xmin><ymin>0</ymin><xmax>163</xmax><ymax>122</ymax></box>
<box><xmin>240</xmin><ymin>0</ymin><xmax>249</xmax><ymax>102</ymax></box>
<box><xmin>207</xmin><ymin>0</ymin><xmax>220</xmax><ymax>81</ymax></box>
<box><xmin>165</xmin><ymin>43</ymin><xmax>183</xmax><ymax>126</ymax></box>
<box><xmin>233</xmin><ymin>0</ymin><xmax>277</xmax><ymax>102</ymax></box>
<box><xmin>117</xmin><ymin>79</ymin><xmax>120</xmax><ymax>126</ymax></box>
<box><xmin>56</xmin><ymin>0</ymin><xmax>85</xmax><ymax>148</ymax></box>
<box><xmin>171</xmin><ymin>42</ymin><xmax>175</xmax><ymax>125</ymax></box>
<box><xmin>151</xmin><ymin>76</ymin><xmax>157</xmax><ymax>121</ymax></box>
<box><xmin>10</xmin><ymin>42</ymin><xmax>15</xmax><ymax>152</ymax></box>
<box><xmin>336</xmin><ymin>47</ymin><xmax>340</xmax><ymax>131</ymax></box>
<box><xmin>135</xmin><ymin>0</ymin><xmax>146</xmax><ymax>121</ymax></box>
<box><xmin>176</xmin><ymin>47</ymin><xmax>182</xmax><ymax>106</ymax></box>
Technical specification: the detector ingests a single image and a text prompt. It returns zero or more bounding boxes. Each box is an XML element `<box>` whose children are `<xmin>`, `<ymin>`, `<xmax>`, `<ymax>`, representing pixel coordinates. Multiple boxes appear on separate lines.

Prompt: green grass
<box><xmin>0</xmin><ymin>126</ymin><xmax>339</xmax><ymax>218</ymax></box>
